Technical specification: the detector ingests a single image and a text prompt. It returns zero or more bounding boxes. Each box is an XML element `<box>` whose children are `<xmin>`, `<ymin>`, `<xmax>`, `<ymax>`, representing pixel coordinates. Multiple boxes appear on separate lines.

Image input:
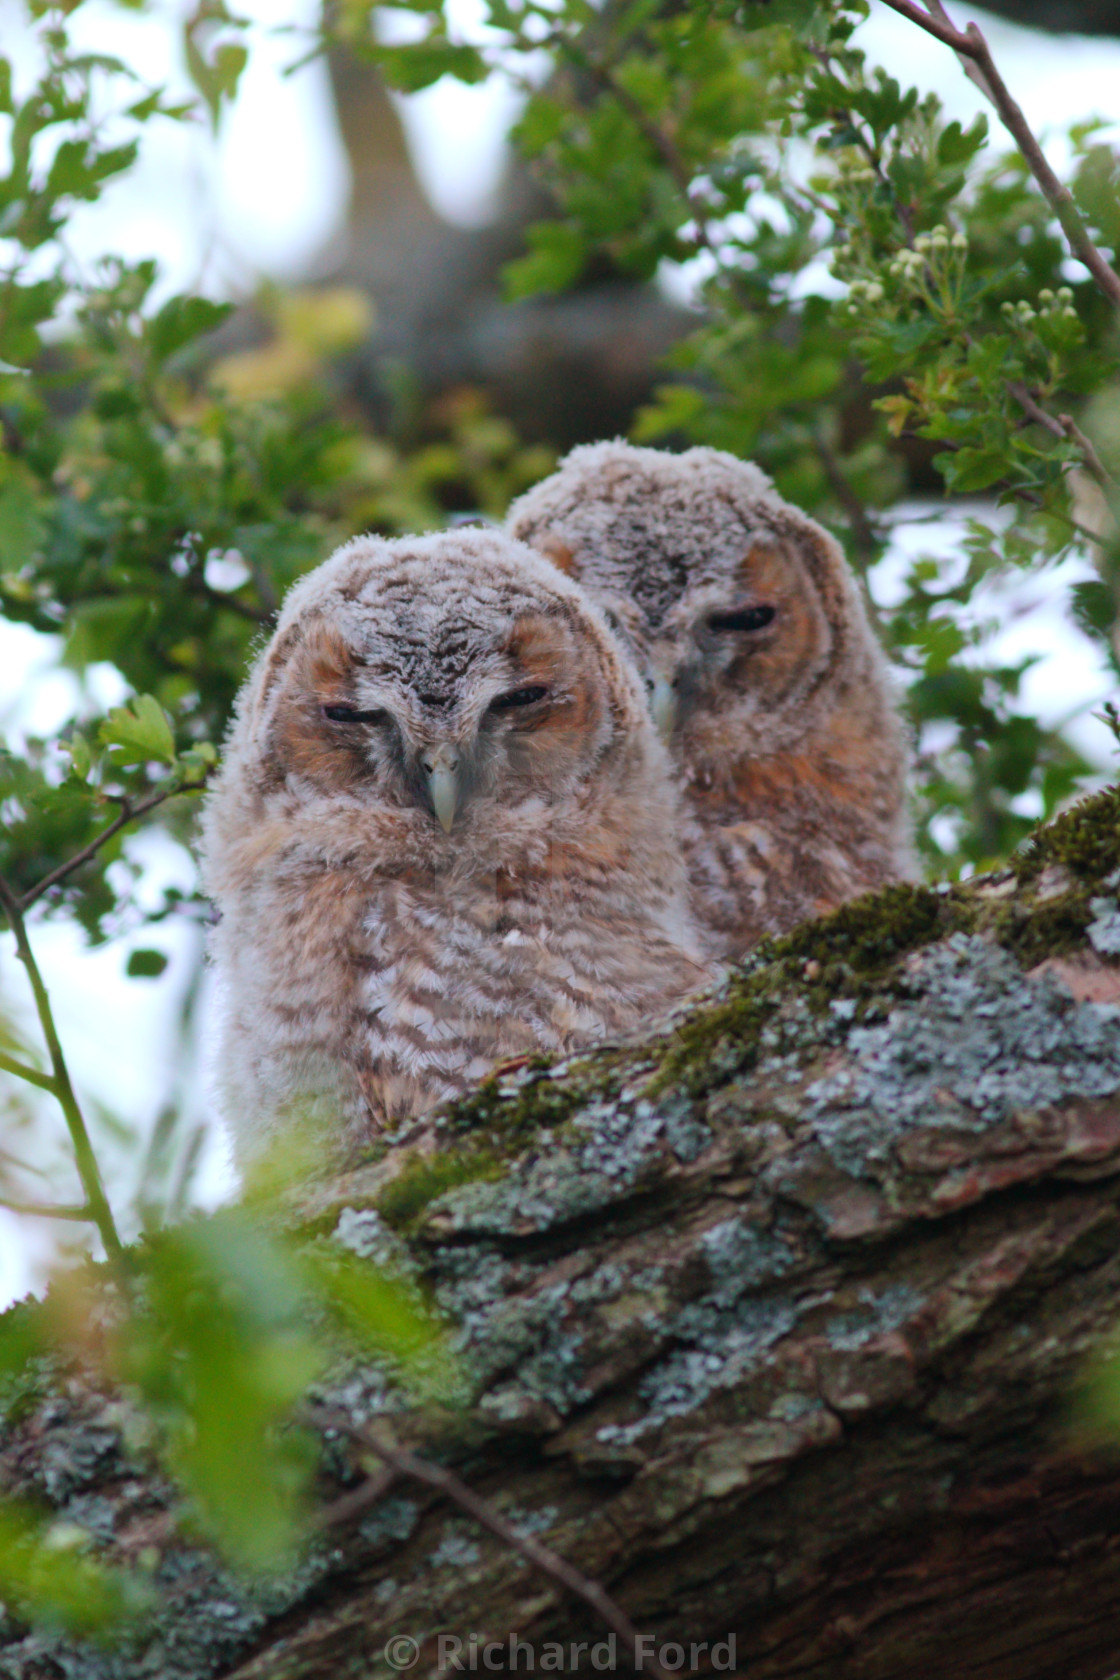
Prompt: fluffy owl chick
<box><xmin>201</xmin><ymin>527</ymin><xmax>705</xmax><ymax>1166</ymax></box>
<box><xmin>508</xmin><ymin>441</ymin><xmax>911</xmax><ymax>959</ymax></box>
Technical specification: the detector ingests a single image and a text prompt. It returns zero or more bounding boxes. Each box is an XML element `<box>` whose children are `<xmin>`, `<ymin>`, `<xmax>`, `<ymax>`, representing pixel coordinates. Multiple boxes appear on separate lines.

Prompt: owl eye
<box><xmin>322</xmin><ymin>703</ymin><xmax>389</xmax><ymax>725</ymax></box>
<box><xmin>708</xmin><ymin>605</ymin><xmax>776</xmax><ymax>633</ymax></box>
<box><xmin>489</xmin><ymin>684</ymin><xmax>549</xmax><ymax>712</ymax></box>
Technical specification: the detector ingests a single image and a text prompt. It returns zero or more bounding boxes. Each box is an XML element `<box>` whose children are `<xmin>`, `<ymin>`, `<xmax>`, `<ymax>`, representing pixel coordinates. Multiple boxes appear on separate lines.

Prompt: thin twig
<box><xmin>0</xmin><ymin>1049</ymin><xmax>56</xmax><ymax>1094</ymax></box>
<box><xmin>0</xmin><ymin>1196</ymin><xmax>97</xmax><ymax>1222</ymax></box>
<box><xmin>306</xmin><ymin>1405</ymin><xmax>680</xmax><ymax>1680</ymax></box>
<box><xmin>194</xmin><ymin>577</ymin><xmax>272</xmax><ymax>625</ymax></box>
<box><xmin>876</xmin><ymin>0</ymin><xmax>1120</xmax><ymax>309</ymax></box>
<box><xmin>813</xmin><ymin>435</ymin><xmax>882</xmax><ymax>567</ymax></box>
<box><xmin>1059</xmin><ymin>413</ymin><xmax>1116</xmax><ymax>490</ymax></box>
<box><xmin>312</xmin><ymin>1464</ymin><xmax>399</xmax><ymax>1532</ymax></box>
<box><xmin>19</xmin><ymin>777</ymin><xmax>207</xmax><ymax>912</ymax></box>
<box><xmin>1006</xmin><ymin>378</ymin><xmax>1067</xmax><ymax>442</ymax></box>
<box><xmin>0</xmin><ymin>874</ymin><xmax>122</xmax><ymax>1261</ymax></box>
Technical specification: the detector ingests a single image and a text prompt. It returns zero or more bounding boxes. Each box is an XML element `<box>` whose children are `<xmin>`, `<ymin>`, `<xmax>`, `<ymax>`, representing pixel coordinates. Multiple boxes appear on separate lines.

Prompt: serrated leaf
<box><xmin>99</xmin><ymin>695</ymin><xmax>176</xmax><ymax>767</ymax></box>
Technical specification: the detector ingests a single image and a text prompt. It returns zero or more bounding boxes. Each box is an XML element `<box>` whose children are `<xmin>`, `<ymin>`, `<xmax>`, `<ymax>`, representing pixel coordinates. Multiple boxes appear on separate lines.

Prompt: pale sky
<box><xmin>2</xmin><ymin>1</ymin><xmax>1119</xmax><ymax>1308</ymax></box>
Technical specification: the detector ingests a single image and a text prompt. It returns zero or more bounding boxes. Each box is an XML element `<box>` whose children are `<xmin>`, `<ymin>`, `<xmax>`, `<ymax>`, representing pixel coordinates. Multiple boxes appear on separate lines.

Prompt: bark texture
<box><xmin>3</xmin><ymin>788</ymin><xmax>1120</xmax><ymax>1680</ymax></box>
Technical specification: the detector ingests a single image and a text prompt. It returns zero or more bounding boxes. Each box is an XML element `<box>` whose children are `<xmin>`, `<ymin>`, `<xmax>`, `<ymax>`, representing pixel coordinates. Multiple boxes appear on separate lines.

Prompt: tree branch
<box><xmin>876</xmin><ymin>0</ymin><xmax>1120</xmax><ymax>308</ymax></box>
<box><xmin>307</xmin><ymin>1405</ymin><xmax>681</xmax><ymax>1680</ymax></box>
<box><xmin>0</xmin><ymin>875</ymin><xmax>122</xmax><ymax>1261</ymax></box>
<box><xmin>0</xmin><ymin>1196</ymin><xmax>98</xmax><ymax>1222</ymax></box>
<box><xmin>19</xmin><ymin>777</ymin><xmax>208</xmax><ymax>912</ymax></box>
<box><xmin>813</xmin><ymin>434</ymin><xmax>882</xmax><ymax>568</ymax></box>
<box><xmin>0</xmin><ymin>1050</ymin><xmax>56</xmax><ymax>1094</ymax></box>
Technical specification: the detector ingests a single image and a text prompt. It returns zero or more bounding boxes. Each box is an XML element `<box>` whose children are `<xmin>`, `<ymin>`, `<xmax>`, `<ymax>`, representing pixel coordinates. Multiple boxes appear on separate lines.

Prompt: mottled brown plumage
<box><xmin>508</xmin><ymin>441</ymin><xmax>912</xmax><ymax>958</ymax></box>
<box><xmin>201</xmin><ymin>527</ymin><xmax>706</xmax><ymax>1165</ymax></box>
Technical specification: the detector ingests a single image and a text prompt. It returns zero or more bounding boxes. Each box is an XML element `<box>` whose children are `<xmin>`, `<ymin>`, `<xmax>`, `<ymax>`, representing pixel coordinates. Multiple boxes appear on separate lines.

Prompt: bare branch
<box><xmin>19</xmin><ymin>776</ymin><xmax>208</xmax><ymax>912</ymax></box>
<box><xmin>0</xmin><ymin>1196</ymin><xmax>97</xmax><ymax>1222</ymax></box>
<box><xmin>312</xmin><ymin>1464</ymin><xmax>399</xmax><ymax>1532</ymax></box>
<box><xmin>1059</xmin><ymin>412</ymin><xmax>1117</xmax><ymax>490</ymax></box>
<box><xmin>876</xmin><ymin>0</ymin><xmax>1120</xmax><ymax>309</ymax></box>
<box><xmin>306</xmin><ymin>1405</ymin><xmax>682</xmax><ymax>1680</ymax></box>
<box><xmin>813</xmin><ymin>434</ymin><xmax>882</xmax><ymax>567</ymax></box>
<box><xmin>1006</xmin><ymin>378</ymin><xmax>1068</xmax><ymax>442</ymax></box>
<box><xmin>0</xmin><ymin>1049</ymin><xmax>56</xmax><ymax>1094</ymax></box>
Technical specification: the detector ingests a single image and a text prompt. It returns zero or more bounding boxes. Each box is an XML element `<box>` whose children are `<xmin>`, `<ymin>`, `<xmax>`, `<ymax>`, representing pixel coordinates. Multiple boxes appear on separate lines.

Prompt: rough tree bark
<box><xmin>3</xmin><ymin>787</ymin><xmax>1120</xmax><ymax>1680</ymax></box>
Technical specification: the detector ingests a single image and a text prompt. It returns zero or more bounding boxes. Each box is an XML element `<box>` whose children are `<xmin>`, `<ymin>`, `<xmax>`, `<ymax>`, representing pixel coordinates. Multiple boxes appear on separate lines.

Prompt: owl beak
<box><xmin>419</xmin><ymin>743</ymin><xmax>461</xmax><ymax>832</ymax></box>
<box><xmin>648</xmin><ymin>676</ymin><xmax>678</xmax><ymax>741</ymax></box>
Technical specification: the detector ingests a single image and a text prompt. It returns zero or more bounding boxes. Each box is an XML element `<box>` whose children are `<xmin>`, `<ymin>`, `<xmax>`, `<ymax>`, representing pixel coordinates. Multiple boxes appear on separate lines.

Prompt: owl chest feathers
<box><xmin>209</xmin><ymin>777</ymin><xmax>702</xmax><ymax>1148</ymax></box>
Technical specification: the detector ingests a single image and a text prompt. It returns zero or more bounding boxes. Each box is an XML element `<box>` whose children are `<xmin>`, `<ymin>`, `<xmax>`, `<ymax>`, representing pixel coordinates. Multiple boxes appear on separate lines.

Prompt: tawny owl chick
<box><xmin>201</xmin><ymin>527</ymin><xmax>706</xmax><ymax>1165</ymax></box>
<box><xmin>507</xmin><ymin>441</ymin><xmax>911</xmax><ymax>959</ymax></box>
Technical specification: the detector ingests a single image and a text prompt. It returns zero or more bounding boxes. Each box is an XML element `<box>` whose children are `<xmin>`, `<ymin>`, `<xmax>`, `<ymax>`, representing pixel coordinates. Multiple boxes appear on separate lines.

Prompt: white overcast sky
<box><xmin>2</xmin><ymin>1</ymin><xmax>1120</xmax><ymax>1308</ymax></box>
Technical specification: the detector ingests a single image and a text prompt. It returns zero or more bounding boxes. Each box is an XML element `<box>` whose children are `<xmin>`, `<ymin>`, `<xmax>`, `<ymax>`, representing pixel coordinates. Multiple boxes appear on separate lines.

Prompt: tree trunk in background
<box><xmin>3</xmin><ymin>790</ymin><xmax>1120</xmax><ymax>1680</ymax></box>
<box><xmin>324</xmin><ymin>50</ymin><xmax>689</xmax><ymax>446</ymax></box>
<box><xmin>970</xmin><ymin>0</ymin><xmax>1120</xmax><ymax>34</ymax></box>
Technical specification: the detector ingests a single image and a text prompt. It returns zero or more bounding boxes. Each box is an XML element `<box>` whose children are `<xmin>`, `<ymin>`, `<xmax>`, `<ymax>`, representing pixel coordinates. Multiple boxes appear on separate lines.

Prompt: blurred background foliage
<box><xmin>1</xmin><ymin>0</ymin><xmax>1120</xmax><ymax>1634</ymax></box>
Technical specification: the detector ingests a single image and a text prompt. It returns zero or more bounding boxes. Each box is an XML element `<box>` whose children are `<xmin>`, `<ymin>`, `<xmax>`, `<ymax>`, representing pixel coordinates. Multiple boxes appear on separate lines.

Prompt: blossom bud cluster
<box><xmin>1000</xmin><ymin>285</ymin><xmax>1077</xmax><ymax>326</ymax></box>
<box><xmin>845</xmin><ymin>278</ymin><xmax>885</xmax><ymax>310</ymax></box>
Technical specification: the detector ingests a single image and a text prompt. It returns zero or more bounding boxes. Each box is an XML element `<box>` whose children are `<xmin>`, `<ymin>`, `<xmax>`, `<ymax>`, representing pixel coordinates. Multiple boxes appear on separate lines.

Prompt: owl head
<box><xmin>209</xmin><ymin>526</ymin><xmax>668</xmax><ymax>878</ymax></box>
<box><xmin>507</xmin><ymin>441</ymin><xmax>884</xmax><ymax>766</ymax></box>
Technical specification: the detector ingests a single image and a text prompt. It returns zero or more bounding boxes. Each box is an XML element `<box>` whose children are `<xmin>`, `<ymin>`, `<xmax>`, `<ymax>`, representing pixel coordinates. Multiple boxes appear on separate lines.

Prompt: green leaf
<box><xmin>304</xmin><ymin>1249</ymin><xmax>458</xmax><ymax>1400</ymax></box>
<box><xmin>63</xmin><ymin>597</ymin><xmax>155</xmax><ymax>670</ymax></box>
<box><xmin>0</xmin><ymin>1502</ymin><xmax>152</xmax><ymax>1638</ymax></box>
<box><xmin>147</xmin><ymin>294</ymin><xmax>232</xmax><ymax>365</ymax></box>
<box><xmin>503</xmin><ymin>220</ymin><xmax>588</xmax><ymax>299</ymax></box>
<box><xmin>99</xmin><ymin>695</ymin><xmax>176</xmax><ymax>767</ymax></box>
<box><xmin>126</xmin><ymin>947</ymin><xmax>169</xmax><ymax>978</ymax></box>
<box><xmin>0</xmin><ymin>471</ymin><xmax>45</xmax><ymax>569</ymax></box>
<box><xmin>119</xmin><ymin>1215</ymin><xmax>324</xmax><ymax>1572</ymax></box>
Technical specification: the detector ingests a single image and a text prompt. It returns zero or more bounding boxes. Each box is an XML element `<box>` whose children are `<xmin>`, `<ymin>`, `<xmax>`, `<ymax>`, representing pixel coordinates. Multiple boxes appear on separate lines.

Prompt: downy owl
<box><xmin>508</xmin><ymin>441</ymin><xmax>911</xmax><ymax>959</ymax></box>
<box><xmin>201</xmin><ymin>527</ymin><xmax>706</xmax><ymax>1165</ymax></box>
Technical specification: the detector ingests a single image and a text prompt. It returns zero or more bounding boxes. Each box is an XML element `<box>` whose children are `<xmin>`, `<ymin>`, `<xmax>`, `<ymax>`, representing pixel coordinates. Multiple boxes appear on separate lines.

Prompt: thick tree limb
<box><xmin>3</xmin><ymin>789</ymin><xmax>1120</xmax><ymax>1680</ymax></box>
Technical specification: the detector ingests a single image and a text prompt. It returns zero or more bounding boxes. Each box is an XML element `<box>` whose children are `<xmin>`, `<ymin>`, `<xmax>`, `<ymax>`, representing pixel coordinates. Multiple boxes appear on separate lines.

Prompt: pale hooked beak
<box><xmin>648</xmin><ymin>676</ymin><xmax>679</xmax><ymax>741</ymax></box>
<box><xmin>419</xmin><ymin>743</ymin><xmax>461</xmax><ymax>832</ymax></box>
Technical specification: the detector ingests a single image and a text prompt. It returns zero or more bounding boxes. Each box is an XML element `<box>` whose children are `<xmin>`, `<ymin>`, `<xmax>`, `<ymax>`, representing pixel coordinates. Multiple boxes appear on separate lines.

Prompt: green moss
<box><xmin>1014</xmin><ymin>783</ymin><xmax>1120</xmax><ymax>884</ymax></box>
<box><xmin>443</xmin><ymin>1054</ymin><xmax>620</xmax><ymax>1151</ymax></box>
<box><xmin>772</xmin><ymin>882</ymin><xmax>949</xmax><ymax>974</ymax></box>
<box><xmin>375</xmin><ymin>1148</ymin><xmax>505</xmax><ymax>1232</ymax></box>
<box><xmin>979</xmin><ymin>890</ymin><xmax>1095</xmax><ymax>968</ymax></box>
<box><xmin>645</xmin><ymin>976</ymin><xmax>777</xmax><ymax>1099</ymax></box>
